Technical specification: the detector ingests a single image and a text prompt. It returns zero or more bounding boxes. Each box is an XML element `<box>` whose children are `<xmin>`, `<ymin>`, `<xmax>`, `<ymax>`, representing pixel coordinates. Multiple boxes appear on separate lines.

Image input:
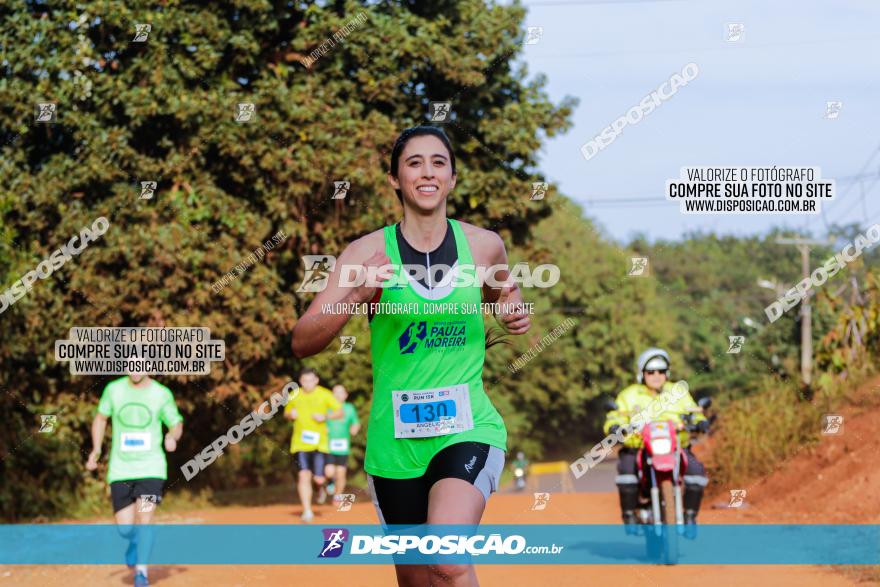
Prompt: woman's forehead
<box><xmin>402</xmin><ymin>135</ymin><xmax>449</xmax><ymax>158</ymax></box>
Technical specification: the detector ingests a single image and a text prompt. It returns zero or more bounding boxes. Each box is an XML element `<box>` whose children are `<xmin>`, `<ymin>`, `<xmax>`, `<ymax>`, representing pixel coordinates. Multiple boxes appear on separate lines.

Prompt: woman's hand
<box><xmin>493</xmin><ymin>283</ymin><xmax>531</xmax><ymax>335</ymax></box>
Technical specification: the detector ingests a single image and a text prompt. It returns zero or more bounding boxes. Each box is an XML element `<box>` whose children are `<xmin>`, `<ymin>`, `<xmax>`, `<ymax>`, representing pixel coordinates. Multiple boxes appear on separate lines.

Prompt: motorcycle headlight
<box><xmin>515</xmin><ymin>468</ymin><xmax>523</xmax><ymax>476</ymax></box>
<box><xmin>651</xmin><ymin>439</ymin><xmax>672</xmax><ymax>455</ymax></box>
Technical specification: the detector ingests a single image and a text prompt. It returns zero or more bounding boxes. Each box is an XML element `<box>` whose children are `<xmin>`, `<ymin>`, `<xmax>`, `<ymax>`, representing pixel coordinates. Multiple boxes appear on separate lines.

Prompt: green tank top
<box><xmin>364</xmin><ymin>219</ymin><xmax>507</xmax><ymax>478</ymax></box>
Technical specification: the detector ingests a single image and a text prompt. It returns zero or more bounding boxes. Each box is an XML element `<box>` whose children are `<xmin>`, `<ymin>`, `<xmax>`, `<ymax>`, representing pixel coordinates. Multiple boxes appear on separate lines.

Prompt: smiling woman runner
<box><xmin>292</xmin><ymin>125</ymin><xmax>531</xmax><ymax>587</ymax></box>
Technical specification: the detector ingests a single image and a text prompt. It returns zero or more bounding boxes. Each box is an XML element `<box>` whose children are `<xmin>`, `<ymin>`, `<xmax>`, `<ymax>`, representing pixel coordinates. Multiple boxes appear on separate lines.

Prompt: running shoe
<box><xmin>316</xmin><ymin>486</ymin><xmax>327</xmax><ymax>505</ymax></box>
<box><xmin>327</xmin><ymin>482</ymin><xmax>336</xmax><ymax>496</ymax></box>
<box><xmin>301</xmin><ymin>509</ymin><xmax>314</xmax><ymax>523</ymax></box>
<box><xmin>134</xmin><ymin>571</ymin><xmax>149</xmax><ymax>587</ymax></box>
<box><xmin>125</xmin><ymin>539</ymin><xmax>137</xmax><ymax>568</ymax></box>
<box><xmin>684</xmin><ymin>509</ymin><xmax>698</xmax><ymax>539</ymax></box>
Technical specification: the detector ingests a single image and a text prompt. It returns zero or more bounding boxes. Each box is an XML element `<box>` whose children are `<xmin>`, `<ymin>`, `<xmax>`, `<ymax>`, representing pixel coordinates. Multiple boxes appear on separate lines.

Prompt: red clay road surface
<box><xmin>1</xmin><ymin>485</ymin><xmax>866</xmax><ymax>586</ymax></box>
<box><xmin>4</xmin><ymin>377</ymin><xmax>879</xmax><ymax>586</ymax></box>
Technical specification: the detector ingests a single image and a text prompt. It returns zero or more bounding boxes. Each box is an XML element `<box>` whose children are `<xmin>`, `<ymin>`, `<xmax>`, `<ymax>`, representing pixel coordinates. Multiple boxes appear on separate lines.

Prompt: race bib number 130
<box><xmin>392</xmin><ymin>384</ymin><xmax>474</xmax><ymax>439</ymax></box>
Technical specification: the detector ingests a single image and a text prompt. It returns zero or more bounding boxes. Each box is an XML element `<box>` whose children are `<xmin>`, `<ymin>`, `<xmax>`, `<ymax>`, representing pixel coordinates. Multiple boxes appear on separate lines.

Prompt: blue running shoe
<box><xmin>134</xmin><ymin>571</ymin><xmax>149</xmax><ymax>587</ymax></box>
<box><xmin>125</xmin><ymin>540</ymin><xmax>137</xmax><ymax>568</ymax></box>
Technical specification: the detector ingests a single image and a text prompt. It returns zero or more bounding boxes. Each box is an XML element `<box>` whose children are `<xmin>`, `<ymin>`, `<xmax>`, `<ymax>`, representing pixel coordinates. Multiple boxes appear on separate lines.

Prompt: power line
<box><xmin>825</xmin><ymin>167</ymin><xmax>880</xmax><ymax>228</ymax></box>
<box><xmin>809</xmin><ymin>143</ymin><xmax>880</xmax><ymax>229</ymax></box>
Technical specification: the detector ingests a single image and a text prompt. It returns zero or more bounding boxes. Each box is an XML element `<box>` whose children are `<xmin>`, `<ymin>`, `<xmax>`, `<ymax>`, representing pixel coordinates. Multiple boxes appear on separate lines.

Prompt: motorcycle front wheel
<box><xmin>659</xmin><ymin>479</ymin><xmax>680</xmax><ymax>565</ymax></box>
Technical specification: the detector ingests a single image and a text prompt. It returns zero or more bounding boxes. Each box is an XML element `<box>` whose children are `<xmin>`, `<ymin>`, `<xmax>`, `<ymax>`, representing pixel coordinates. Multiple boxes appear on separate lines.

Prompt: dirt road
<box><xmin>0</xmin><ymin>490</ymin><xmax>862</xmax><ymax>587</ymax></box>
<box><xmin>5</xmin><ymin>378</ymin><xmax>879</xmax><ymax>586</ymax></box>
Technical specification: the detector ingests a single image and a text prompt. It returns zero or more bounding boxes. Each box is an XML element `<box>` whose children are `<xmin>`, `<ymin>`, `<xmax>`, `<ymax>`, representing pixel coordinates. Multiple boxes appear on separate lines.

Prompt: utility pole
<box><xmin>774</xmin><ymin>237</ymin><xmax>832</xmax><ymax>387</ymax></box>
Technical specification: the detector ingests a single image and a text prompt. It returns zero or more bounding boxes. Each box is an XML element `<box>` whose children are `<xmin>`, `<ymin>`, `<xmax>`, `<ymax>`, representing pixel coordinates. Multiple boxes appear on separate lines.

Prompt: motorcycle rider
<box><xmin>511</xmin><ymin>451</ymin><xmax>530</xmax><ymax>489</ymax></box>
<box><xmin>603</xmin><ymin>348</ymin><xmax>709</xmax><ymax>531</ymax></box>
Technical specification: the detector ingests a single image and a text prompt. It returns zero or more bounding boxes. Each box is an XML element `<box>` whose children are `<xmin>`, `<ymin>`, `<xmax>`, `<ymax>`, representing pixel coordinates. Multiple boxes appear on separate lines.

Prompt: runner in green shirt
<box><xmin>86</xmin><ymin>374</ymin><xmax>183</xmax><ymax>587</ymax></box>
<box><xmin>292</xmin><ymin>126</ymin><xmax>532</xmax><ymax>586</ymax></box>
<box><xmin>319</xmin><ymin>384</ymin><xmax>361</xmax><ymax>504</ymax></box>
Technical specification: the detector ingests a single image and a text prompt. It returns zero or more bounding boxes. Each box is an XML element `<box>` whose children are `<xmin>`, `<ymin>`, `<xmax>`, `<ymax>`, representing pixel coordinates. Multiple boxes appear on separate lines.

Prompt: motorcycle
<box><xmin>608</xmin><ymin>396</ymin><xmax>712</xmax><ymax>565</ymax></box>
<box><xmin>513</xmin><ymin>467</ymin><xmax>526</xmax><ymax>491</ymax></box>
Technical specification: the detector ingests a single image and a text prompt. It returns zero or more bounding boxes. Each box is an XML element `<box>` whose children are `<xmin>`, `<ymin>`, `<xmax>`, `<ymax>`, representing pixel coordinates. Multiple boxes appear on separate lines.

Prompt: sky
<box><xmin>512</xmin><ymin>0</ymin><xmax>880</xmax><ymax>243</ymax></box>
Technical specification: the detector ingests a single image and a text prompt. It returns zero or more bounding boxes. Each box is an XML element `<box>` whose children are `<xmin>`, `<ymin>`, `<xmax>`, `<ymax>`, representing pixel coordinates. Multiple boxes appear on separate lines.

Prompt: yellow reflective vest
<box><xmin>602</xmin><ymin>381</ymin><xmax>706</xmax><ymax>449</ymax></box>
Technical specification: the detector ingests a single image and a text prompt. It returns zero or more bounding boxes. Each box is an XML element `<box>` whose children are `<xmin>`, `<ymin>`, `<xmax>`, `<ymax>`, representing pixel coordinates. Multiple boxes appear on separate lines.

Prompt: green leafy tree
<box><xmin>0</xmin><ymin>0</ymin><xmax>575</xmax><ymax>519</ymax></box>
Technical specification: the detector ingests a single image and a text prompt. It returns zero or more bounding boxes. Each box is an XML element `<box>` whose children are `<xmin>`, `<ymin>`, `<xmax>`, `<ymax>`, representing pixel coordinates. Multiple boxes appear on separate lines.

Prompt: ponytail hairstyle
<box><xmin>485</xmin><ymin>327</ymin><xmax>511</xmax><ymax>350</ymax></box>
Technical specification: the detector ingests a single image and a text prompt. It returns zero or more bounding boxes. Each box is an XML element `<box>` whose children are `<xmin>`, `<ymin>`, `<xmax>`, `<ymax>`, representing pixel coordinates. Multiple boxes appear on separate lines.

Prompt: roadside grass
<box><xmin>708</xmin><ymin>366</ymin><xmax>877</xmax><ymax>489</ymax></box>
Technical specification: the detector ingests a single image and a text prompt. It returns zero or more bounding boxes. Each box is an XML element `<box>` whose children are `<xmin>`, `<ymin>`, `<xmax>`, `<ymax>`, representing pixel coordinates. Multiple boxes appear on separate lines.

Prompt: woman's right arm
<box><xmin>291</xmin><ymin>235</ymin><xmax>389</xmax><ymax>359</ymax></box>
